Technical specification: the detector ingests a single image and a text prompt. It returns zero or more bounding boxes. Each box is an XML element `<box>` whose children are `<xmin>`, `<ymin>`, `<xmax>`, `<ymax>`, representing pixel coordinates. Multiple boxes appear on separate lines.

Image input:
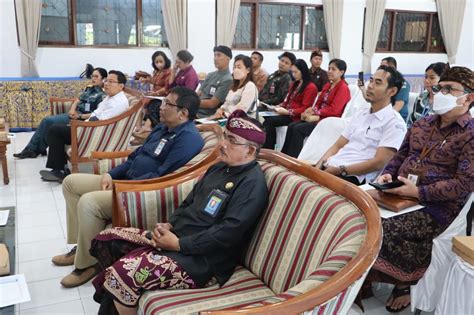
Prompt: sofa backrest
<box><xmin>244</xmin><ymin>161</ymin><xmax>367</xmax><ymax>294</ymax></box>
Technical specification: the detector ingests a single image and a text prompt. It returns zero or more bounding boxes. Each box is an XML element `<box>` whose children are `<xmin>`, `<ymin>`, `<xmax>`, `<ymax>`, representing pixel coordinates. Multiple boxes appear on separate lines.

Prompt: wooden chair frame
<box><xmin>113</xmin><ymin>149</ymin><xmax>382</xmax><ymax>314</ymax></box>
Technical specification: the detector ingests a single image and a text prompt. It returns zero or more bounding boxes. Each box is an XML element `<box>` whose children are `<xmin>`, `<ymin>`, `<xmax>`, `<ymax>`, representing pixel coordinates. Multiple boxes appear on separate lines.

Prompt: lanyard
<box><xmin>417</xmin><ymin>126</ymin><xmax>455</xmax><ymax>165</ymax></box>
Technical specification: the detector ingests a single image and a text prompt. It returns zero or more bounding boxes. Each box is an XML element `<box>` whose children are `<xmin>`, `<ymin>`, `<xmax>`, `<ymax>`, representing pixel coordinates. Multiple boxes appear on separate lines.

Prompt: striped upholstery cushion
<box><xmin>96</xmin><ymin>131</ymin><xmax>219</xmax><ymax>175</ymax></box>
<box><xmin>139</xmin><ymin>267</ymin><xmax>275</xmax><ymax>315</ymax></box>
<box><xmin>51</xmin><ymin>99</ymin><xmax>75</xmax><ymax>115</ymax></box>
<box><xmin>118</xmin><ymin>176</ymin><xmax>199</xmax><ymax>230</ymax></box>
<box><xmin>244</xmin><ymin>161</ymin><xmax>366</xmax><ymax>294</ymax></box>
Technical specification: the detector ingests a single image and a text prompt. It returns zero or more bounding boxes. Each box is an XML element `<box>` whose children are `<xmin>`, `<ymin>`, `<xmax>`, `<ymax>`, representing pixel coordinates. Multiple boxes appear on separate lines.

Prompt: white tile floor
<box><xmin>1</xmin><ymin>132</ymin><xmax>423</xmax><ymax>314</ymax></box>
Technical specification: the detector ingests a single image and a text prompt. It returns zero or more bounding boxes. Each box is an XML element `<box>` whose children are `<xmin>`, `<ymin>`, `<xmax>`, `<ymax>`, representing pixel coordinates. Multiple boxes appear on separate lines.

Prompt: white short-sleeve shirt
<box><xmin>89</xmin><ymin>91</ymin><xmax>129</xmax><ymax>121</ymax></box>
<box><xmin>327</xmin><ymin>104</ymin><xmax>407</xmax><ymax>182</ymax></box>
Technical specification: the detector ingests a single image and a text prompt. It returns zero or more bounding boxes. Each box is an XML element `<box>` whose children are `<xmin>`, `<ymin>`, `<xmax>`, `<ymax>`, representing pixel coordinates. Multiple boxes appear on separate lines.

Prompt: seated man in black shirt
<box><xmin>89</xmin><ymin>110</ymin><xmax>268</xmax><ymax>314</ymax></box>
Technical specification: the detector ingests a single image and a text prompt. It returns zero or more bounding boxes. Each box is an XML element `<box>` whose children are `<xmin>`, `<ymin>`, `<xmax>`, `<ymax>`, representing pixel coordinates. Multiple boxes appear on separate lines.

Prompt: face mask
<box><xmin>233</xmin><ymin>69</ymin><xmax>246</xmax><ymax>80</ymax></box>
<box><xmin>432</xmin><ymin>92</ymin><xmax>466</xmax><ymax>115</ymax></box>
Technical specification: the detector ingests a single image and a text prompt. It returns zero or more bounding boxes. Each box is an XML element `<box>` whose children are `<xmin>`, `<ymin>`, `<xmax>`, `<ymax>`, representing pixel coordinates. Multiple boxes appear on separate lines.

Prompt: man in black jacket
<box><xmin>89</xmin><ymin>110</ymin><xmax>268</xmax><ymax>314</ymax></box>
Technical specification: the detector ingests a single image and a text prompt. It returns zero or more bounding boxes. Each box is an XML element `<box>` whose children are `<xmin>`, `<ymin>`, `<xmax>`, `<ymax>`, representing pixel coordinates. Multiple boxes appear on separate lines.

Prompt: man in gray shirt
<box><xmin>197</xmin><ymin>45</ymin><xmax>233</xmax><ymax>117</ymax></box>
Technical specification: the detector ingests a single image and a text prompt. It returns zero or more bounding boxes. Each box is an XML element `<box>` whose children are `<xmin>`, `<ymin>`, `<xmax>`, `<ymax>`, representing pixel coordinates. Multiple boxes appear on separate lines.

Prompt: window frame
<box><xmin>233</xmin><ymin>0</ymin><xmax>328</xmax><ymax>51</ymax></box>
<box><xmin>375</xmin><ymin>9</ymin><xmax>445</xmax><ymax>53</ymax></box>
<box><xmin>36</xmin><ymin>0</ymin><xmax>169</xmax><ymax>48</ymax></box>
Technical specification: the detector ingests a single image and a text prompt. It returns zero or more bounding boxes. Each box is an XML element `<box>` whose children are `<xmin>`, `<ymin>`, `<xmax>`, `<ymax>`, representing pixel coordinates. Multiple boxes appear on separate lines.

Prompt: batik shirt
<box><xmin>382</xmin><ymin>112</ymin><xmax>474</xmax><ymax>227</ymax></box>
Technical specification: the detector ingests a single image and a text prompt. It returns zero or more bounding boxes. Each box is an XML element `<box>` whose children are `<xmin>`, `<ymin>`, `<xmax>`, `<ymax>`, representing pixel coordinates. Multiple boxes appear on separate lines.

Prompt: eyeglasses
<box><xmin>103</xmin><ymin>79</ymin><xmax>120</xmax><ymax>85</ymax></box>
<box><xmin>432</xmin><ymin>84</ymin><xmax>469</xmax><ymax>95</ymax></box>
<box><xmin>223</xmin><ymin>132</ymin><xmax>249</xmax><ymax>146</ymax></box>
<box><xmin>162</xmin><ymin>100</ymin><xmax>184</xmax><ymax>109</ymax></box>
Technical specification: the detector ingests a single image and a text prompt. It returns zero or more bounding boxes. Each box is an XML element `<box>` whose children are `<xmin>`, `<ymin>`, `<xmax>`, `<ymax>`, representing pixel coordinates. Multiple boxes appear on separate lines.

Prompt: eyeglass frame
<box><xmin>223</xmin><ymin>131</ymin><xmax>253</xmax><ymax>146</ymax></box>
<box><xmin>432</xmin><ymin>84</ymin><xmax>471</xmax><ymax>95</ymax></box>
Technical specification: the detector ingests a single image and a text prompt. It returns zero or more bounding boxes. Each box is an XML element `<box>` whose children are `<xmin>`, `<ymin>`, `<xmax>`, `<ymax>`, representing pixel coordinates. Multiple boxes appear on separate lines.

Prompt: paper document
<box><xmin>259</xmin><ymin>111</ymin><xmax>280</xmax><ymax>117</ymax></box>
<box><xmin>0</xmin><ymin>275</ymin><xmax>31</xmax><ymax>307</ymax></box>
<box><xmin>0</xmin><ymin>210</ymin><xmax>9</xmax><ymax>226</ymax></box>
<box><xmin>144</xmin><ymin>95</ymin><xmax>165</xmax><ymax>100</ymax></box>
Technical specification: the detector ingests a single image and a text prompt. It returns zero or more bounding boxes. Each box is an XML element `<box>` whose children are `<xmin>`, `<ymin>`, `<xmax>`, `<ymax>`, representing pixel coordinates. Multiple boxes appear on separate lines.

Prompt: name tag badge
<box><xmin>84</xmin><ymin>103</ymin><xmax>90</xmax><ymax>112</ymax></box>
<box><xmin>154</xmin><ymin>139</ymin><xmax>168</xmax><ymax>156</ymax></box>
<box><xmin>203</xmin><ymin>189</ymin><xmax>228</xmax><ymax>217</ymax></box>
<box><xmin>407</xmin><ymin>173</ymin><xmax>419</xmax><ymax>185</ymax></box>
<box><xmin>209</xmin><ymin>86</ymin><xmax>217</xmax><ymax>96</ymax></box>
<box><xmin>269</xmin><ymin>83</ymin><xmax>275</xmax><ymax>94</ymax></box>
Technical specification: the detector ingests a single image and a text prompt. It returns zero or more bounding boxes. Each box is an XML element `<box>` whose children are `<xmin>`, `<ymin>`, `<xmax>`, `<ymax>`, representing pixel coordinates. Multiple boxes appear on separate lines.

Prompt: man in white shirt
<box><xmin>315</xmin><ymin>65</ymin><xmax>407</xmax><ymax>185</ymax></box>
<box><xmin>40</xmin><ymin>70</ymin><xmax>129</xmax><ymax>182</ymax></box>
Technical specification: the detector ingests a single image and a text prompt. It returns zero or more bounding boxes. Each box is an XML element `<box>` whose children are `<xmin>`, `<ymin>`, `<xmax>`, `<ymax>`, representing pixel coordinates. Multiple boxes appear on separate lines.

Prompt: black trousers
<box><xmin>262</xmin><ymin>115</ymin><xmax>292</xmax><ymax>149</ymax></box>
<box><xmin>46</xmin><ymin>124</ymin><xmax>71</xmax><ymax>170</ymax></box>
<box><xmin>281</xmin><ymin>121</ymin><xmax>318</xmax><ymax>158</ymax></box>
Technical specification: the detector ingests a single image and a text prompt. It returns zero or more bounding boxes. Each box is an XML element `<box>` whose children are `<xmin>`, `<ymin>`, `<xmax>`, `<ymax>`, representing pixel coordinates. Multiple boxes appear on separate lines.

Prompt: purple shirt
<box><xmin>382</xmin><ymin>112</ymin><xmax>473</xmax><ymax>227</ymax></box>
<box><xmin>170</xmin><ymin>65</ymin><xmax>199</xmax><ymax>91</ymax></box>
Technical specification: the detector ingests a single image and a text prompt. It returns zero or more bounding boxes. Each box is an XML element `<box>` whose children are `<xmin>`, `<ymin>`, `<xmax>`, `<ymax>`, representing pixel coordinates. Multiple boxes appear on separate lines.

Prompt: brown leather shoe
<box><xmin>51</xmin><ymin>246</ymin><xmax>77</xmax><ymax>266</ymax></box>
<box><xmin>60</xmin><ymin>264</ymin><xmax>100</xmax><ymax>288</ymax></box>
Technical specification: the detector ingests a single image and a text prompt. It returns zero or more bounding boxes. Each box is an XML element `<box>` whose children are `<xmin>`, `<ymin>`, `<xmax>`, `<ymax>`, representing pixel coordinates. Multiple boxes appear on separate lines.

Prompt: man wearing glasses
<box><xmin>89</xmin><ymin>110</ymin><xmax>268</xmax><ymax>314</ymax></box>
<box><xmin>40</xmin><ymin>70</ymin><xmax>129</xmax><ymax>182</ymax></box>
<box><xmin>51</xmin><ymin>86</ymin><xmax>204</xmax><ymax>288</ymax></box>
<box><xmin>367</xmin><ymin>66</ymin><xmax>474</xmax><ymax>312</ymax></box>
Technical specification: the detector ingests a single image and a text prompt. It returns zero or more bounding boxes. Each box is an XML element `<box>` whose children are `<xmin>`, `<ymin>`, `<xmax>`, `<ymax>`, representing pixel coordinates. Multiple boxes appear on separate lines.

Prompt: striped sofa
<box><xmin>49</xmin><ymin>89</ymin><xmax>144</xmax><ymax>173</ymax></box>
<box><xmin>112</xmin><ymin>150</ymin><xmax>381</xmax><ymax>315</ymax></box>
<box><xmin>91</xmin><ymin>124</ymin><xmax>223</xmax><ymax>176</ymax></box>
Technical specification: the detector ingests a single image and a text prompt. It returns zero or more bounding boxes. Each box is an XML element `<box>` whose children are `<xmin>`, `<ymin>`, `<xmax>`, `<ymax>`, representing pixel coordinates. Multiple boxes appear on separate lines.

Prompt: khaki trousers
<box><xmin>62</xmin><ymin>173</ymin><xmax>112</xmax><ymax>269</ymax></box>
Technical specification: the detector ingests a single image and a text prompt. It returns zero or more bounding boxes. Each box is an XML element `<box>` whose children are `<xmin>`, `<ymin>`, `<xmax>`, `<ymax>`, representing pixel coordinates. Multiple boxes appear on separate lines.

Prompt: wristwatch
<box><xmin>339</xmin><ymin>165</ymin><xmax>348</xmax><ymax>177</ymax></box>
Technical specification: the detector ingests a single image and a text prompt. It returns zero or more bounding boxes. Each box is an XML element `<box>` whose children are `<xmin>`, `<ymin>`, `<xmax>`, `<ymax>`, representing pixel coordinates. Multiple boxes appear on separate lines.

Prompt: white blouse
<box><xmin>220</xmin><ymin>81</ymin><xmax>258</xmax><ymax>114</ymax></box>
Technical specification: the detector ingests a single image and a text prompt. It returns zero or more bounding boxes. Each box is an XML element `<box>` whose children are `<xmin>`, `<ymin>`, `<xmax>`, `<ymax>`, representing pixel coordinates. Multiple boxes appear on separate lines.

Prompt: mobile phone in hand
<box><xmin>358</xmin><ymin>71</ymin><xmax>364</xmax><ymax>86</ymax></box>
<box><xmin>369</xmin><ymin>180</ymin><xmax>404</xmax><ymax>191</ymax></box>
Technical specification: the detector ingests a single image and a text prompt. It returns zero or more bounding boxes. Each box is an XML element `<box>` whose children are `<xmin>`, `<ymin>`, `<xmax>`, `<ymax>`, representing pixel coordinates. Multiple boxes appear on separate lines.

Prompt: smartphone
<box><xmin>369</xmin><ymin>180</ymin><xmax>404</xmax><ymax>191</ymax></box>
<box><xmin>358</xmin><ymin>71</ymin><xmax>364</xmax><ymax>86</ymax></box>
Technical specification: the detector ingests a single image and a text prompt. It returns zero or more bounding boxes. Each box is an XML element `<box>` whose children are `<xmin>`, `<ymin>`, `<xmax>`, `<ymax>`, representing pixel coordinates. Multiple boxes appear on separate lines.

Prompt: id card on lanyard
<box><xmin>203</xmin><ymin>189</ymin><xmax>229</xmax><ymax>217</ymax></box>
<box><xmin>154</xmin><ymin>139</ymin><xmax>168</xmax><ymax>156</ymax></box>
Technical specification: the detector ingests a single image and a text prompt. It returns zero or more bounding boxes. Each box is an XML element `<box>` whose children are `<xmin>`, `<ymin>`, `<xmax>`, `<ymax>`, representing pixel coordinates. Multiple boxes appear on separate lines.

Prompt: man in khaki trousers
<box><xmin>52</xmin><ymin>87</ymin><xmax>204</xmax><ymax>288</ymax></box>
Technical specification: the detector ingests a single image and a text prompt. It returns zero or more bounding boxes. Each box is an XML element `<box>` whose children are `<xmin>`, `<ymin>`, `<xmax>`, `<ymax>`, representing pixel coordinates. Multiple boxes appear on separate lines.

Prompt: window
<box><xmin>233</xmin><ymin>1</ymin><xmax>328</xmax><ymax>50</ymax></box>
<box><xmin>375</xmin><ymin>10</ymin><xmax>445</xmax><ymax>53</ymax></box>
<box><xmin>38</xmin><ymin>0</ymin><xmax>167</xmax><ymax>47</ymax></box>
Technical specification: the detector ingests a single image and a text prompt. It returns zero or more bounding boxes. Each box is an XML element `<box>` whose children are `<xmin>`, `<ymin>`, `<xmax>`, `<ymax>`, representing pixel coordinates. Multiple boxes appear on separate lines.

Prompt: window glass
<box><xmin>304</xmin><ymin>7</ymin><xmax>328</xmax><ymax>50</ymax></box>
<box><xmin>233</xmin><ymin>4</ymin><xmax>253</xmax><ymax>48</ymax></box>
<box><xmin>40</xmin><ymin>0</ymin><xmax>71</xmax><ymax>43</ymax></box>
<box><xmin>142</xmin><ymin>0</ymin><xmax>168</xmax><ymax>46</ymax></box>
<box><xmin>376</xmin><ymin>12</ymin><xmax>392</xmax><ymax>51</ymax></box>
<box><xmin>393</xmin><ymin>12</ymin><xmax>429</xmax><ymax>52</ymax></box>
<box><xmin>258</xmin><ymin>4</ymin><xmax>301</xmax><ymax>50</ymax></box>
<box><xmin>75</xmin><ymin>0</ymin><xmax>137</xmax><ymax>46</ymax></box>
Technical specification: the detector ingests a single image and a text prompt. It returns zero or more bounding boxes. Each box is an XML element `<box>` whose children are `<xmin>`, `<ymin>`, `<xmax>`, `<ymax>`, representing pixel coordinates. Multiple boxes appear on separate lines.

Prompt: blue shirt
<box><xmin>108</xmin><ymin>121</ymin><xmax>204</xmax><ymax>180</ymax></box>
<box><xmin>395</xmin><ymin>80</ymin><xmax>410</xmax><ymax>121</ymax></box>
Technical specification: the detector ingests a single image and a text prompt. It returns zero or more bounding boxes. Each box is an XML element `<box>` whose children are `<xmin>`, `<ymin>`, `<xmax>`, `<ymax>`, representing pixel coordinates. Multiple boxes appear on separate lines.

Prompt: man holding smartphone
<box><xmin>315</xmin><ymin>65</ymin><xmax>407</xmax><ymax>185</ymax></box>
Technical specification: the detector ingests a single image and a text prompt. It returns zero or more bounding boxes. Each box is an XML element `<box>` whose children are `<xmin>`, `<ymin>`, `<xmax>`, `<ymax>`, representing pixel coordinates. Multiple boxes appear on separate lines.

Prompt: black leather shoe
<box><xmin>13</xmin><ymin>149</ymin><xmax>38</xmax><ymax>159</ymax></box>
<box><xmin>40</xmin><ymin>169</ymin><xmax>66</xmax><ymax>182</ymax></box>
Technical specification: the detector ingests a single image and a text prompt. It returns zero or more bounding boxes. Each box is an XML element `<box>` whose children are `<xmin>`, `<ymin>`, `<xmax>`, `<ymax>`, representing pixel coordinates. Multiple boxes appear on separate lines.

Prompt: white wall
<box><xmin>0</xmin><ymin>0</ymin><xmax>472</xmax><ymax>78</ymax></box>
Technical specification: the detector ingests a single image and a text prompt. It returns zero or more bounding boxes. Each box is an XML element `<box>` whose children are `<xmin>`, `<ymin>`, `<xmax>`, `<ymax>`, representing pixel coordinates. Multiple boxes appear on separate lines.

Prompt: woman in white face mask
<box><xmin>406</xmin><ymin>62</ymin><xmax>448</xmax><ymax>128</ymax></box>
<box><xmin>368</xmin><ymin>66</ymin><xmax>474</xmax><ymax>313</ymax></box>
<box><xmin>211</xmin><ymin>55</ymin><xmax>258</xmax><ymax>119</ymax></box>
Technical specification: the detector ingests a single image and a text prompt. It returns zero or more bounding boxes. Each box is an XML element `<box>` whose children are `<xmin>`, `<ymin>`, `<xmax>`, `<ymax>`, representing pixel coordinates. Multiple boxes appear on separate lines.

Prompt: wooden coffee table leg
<box><xmin>0</xmin><ymin>144</ymin><xmax>9</xmax><ymax>184</ymax></box>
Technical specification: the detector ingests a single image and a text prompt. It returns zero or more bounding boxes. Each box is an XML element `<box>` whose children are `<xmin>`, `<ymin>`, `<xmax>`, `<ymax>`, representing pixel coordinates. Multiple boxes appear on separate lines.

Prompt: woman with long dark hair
<box><xmin>212</xmin><ymin>54</ymin><xmax>258</xmax><ymax>118</ymax></box>
<box><xmin>262</xmin><ymin>59</ymin><xmax>318</xmax><ymax>149</ymax></box>
<box><xmin>282</xmin><ymin>58</ymin><xmax>351</xmax><ymax>157</ymax></box>
<box><xmin>406</xmin><ymin>62</ymin><xmax>448</xmax><ymax>127</ymax></box>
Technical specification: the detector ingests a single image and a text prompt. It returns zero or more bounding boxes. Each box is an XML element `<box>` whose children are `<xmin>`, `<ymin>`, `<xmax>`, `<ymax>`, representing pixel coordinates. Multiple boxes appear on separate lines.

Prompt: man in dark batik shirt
<box><xmin>90</xmin><ymin>110</ymin><xmax>268</xmax><ymax>314</ymax></box>
<box><xmin>308</xmin><ymin>49</ymin><xmax>329</xmax><ymax>92</ymax></box>
<box><xmin>258</xmin><ymin>52</ymin><xmax>296</xmax><ymax>106</ymax></box>
<box><xmin>367</xmin><ymin>66</ymin><xmax>474</xmax><ymax>313</ymax></box>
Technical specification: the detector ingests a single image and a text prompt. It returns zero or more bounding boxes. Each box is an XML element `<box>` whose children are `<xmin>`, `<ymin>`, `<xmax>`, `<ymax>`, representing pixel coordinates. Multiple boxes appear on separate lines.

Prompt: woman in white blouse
<box><xmin>211</xmin><ymin>54</ymin><xmax>258</xmax><ymax>119</ymax></box>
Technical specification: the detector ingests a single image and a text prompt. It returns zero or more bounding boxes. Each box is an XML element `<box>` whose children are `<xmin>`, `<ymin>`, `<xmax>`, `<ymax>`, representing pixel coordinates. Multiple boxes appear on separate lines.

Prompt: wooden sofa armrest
<box><xmin>200</xmin><ymin>149</ymin><xmax>382</xmax><ymax>315</ymax></box>
<box><xmin>90</xmin><ymin>150</ymin><xmax>133</xmax><ymax>160</ymax></box>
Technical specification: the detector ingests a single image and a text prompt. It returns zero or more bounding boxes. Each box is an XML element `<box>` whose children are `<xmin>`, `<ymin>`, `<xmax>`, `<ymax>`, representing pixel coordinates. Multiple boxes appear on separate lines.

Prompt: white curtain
<box><xmin>15</xmin><ymin>0</ymin><xmax>42</xmax><ymax>77</ymax></box>
<box><xmin>216</xmin><ymin>0</ymin><xmax>240</xmax><ymax>47</ymax></box>
<box><xmin>436</xmin><ymin>0</ymin><xmax>466</xmax><ymax>64</ymax></box>
<box><xmin>162</xmin><ymin>0</ymin><xmax>187</xmax><ymax>59</ymax></box>
<box><xmin>322</xmin><ymin>0</ymin><xmax>344</xmax><ymax>59</ymax></box>
<box><xmin>362</xmin><ymin>0</ymin><xmax>386</xmax><ymax>73</ymax></box>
